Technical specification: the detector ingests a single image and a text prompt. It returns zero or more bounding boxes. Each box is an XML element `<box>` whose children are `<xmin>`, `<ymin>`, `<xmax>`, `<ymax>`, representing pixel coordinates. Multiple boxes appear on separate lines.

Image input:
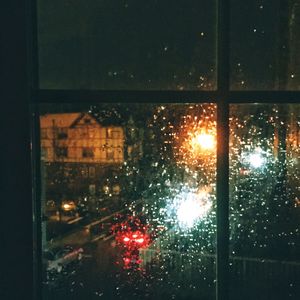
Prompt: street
<box><xmin>42</xmin><ymin>219</ymin><xmax>300</xmax><ymax>300</ymax></box>
<box><xmin>42</xmin><ymin>216</ymin><xmax>216</xmax><ymax>300</ymax></box>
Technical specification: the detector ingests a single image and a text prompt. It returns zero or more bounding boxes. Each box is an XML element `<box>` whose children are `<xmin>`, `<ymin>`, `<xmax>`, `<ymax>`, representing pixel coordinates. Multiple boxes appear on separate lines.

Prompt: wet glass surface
<box><xmin>230</xmin><ymin>0</ymin><xmax>300</xmax><ymax>90</ymax></box>
<box><xmin>37</xmin><ymin>1</ymin><xmax>216</xmax><ymax>90</ymax></box>
<box><xmin>40</xmin><ymin>103</ymin><xmax>217</xmax><ymax>299</ymax></box>
<box><xmin>229</xmin><ymin>104</ymin><xmax>300</xmax><ymax>299</ymax></box>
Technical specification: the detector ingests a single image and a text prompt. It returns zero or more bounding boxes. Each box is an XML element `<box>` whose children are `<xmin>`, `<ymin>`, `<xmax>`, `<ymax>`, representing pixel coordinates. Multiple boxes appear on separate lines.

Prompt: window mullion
<box><xmin>30</xmin><ymin>103</ymin><xmax>43</xmax><ymax>300</ymax></box>
<box><xmin>34</xmin><ymin>89</ymin><xmax>218</xmax><ymax>104</ymax></box>
<box><xmin>216</xmin><ymin>100</ymin><xmax>230</xmax><ymax>300</ymax></box>
<box><xmin>216</xmin><ymin>0</ymin><xmax>230</xmax><ymax>298</ymax></box>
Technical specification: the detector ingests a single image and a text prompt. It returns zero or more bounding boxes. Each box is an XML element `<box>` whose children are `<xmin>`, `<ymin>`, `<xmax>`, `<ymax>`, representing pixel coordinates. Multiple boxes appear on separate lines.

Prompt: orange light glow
<box><xmin>63</xmin><ymin>203</ymin><xmax>71</xmax><ymax>210</ymax></box>
<box><xmin>191</xmin><ymin>132</ymin><xmax>216</xmax><ymax>151</ymax></box>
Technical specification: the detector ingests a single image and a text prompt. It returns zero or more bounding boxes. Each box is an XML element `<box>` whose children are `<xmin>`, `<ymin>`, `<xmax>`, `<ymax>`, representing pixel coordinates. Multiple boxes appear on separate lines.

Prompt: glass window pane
<box><xmin>230</xmin><ymin>0</ymin><xmax>300</xmax><ymax>90</ymax></box>
<box><xmin>229</xmin><ymin>104</ymin><xmax>300</xmax><ymax>299</ymax></box>
<box><xmin>37</xmin><ymin>1</ymin><xmax>216</xmax><ymax>90</ymax></box>
<box><xmin>39</xmin><ymin>103</ymin><xmax>217</xmax><ymax>299</ymax></box>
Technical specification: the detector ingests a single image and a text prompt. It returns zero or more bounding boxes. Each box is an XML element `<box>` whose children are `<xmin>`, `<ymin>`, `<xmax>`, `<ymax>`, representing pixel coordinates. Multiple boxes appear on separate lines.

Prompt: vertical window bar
<box><xmin>216</xmin><ymin>0</ymin><xmax>230</xmax><ymax>299</ymax></box>
<box><xmin>31</xmin><ymin>103</ymin><xmax>43</xmax><ymax>300</ymax></box>
<box><xmin>29</xmin><ymin>0</ymin><xmax>41</xmax><ymax>297</ymax></box>
<box><xmin>216</xmin><ymin>101</ymin><xmax>229</xmax><ymax>300</ymax></box>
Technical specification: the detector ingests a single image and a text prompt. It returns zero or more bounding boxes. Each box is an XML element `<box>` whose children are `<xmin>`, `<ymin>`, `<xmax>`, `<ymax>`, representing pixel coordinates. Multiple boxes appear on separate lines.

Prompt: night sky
<box><xmin>37</xmin><ymin>0</ymin><xmax>300</xmax><ymax>90</ymax></box>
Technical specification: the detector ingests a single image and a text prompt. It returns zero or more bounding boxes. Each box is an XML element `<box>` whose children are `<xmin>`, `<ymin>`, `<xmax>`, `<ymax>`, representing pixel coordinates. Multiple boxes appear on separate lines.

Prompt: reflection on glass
<box><xmin>37</xmin><ymin>1</ymin><xmax>216</xmax><ymax>90</ymax></box>
<box><xmin>229</xmin><ymin>104</ymin><xmax>300</xmax><ymax>299</ymax></box>
<box><xmin>40</xmin><ymin>103</ymin><xmax>217</xmax><ymax>299</ymax></box>
<box><xmin>231</xmin><ymin>0</ymin><xmax>300</xmax><ymax>90</ymax></box>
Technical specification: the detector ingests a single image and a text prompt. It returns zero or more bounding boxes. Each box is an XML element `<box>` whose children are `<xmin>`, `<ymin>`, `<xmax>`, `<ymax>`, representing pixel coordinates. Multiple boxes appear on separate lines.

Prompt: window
<box><xmin>54</xmin><ymin>147</ymin><xmax>68</xmax><ymax>158</ymax></box>
<box><xmin>78</xmin><ymin>128</ymin><xmax>88</xmax><ymax>138</ymax></box>
<box><xmin>82</xmin><ymin>147</ymin><xmax>94</xmax><ymax>158</ymax></box>
<box><xmin>81</xmin><ymin>166</ymin><xmax>88</xmax><ymax>178</ymax></box>
<box><xmin>112</xmin><ymin>130</ymin><xmax>121</xmax><ymax>139</ymax></box>
<box><xmin>88</xmin><ymin>128</ymin><xmax>95</xmax><ymax>138</ymax></box>
<box><xmin>57</xmin><ymin>128</ymin><xmax>68</xmax><ymax>139</ymax></box>
<box><xmin>37</xmin><ymin>1</ymin><xmax>217</xmax><ymax>90</ymax></box>
<box><xmin>230</xmin><ymin>1</ymin><xmax>300</xmax><ymax>90</ymax></box>
<box><xmin>89</xmin><ymin>166</ymin><xmax>95</xmax><ymax>178</ymax></box>
<box><xmin>229</xmin><ymin>104</ymin><xmax>300</xmax><ymax>298</ymax></box>
<box><xmin>106</xmin><ymin>147</ymin><xmax>114</xmax><ymax>161</ymax></box>
<box><xmin>89</xmin><ymin>184</ymin><xmax>96</xmax><ymax>195</ymax></box>
<box><xmin>106</xmin><ymin>128</ymin><xmax>113</xmax><ymax>139</ymax></box>
<box><xmin>31</xmin><ymin>1</ymin><xmax>300</xmax><ymax>300</ymax></box>
<box><xmin>40</xmin><ymin>128</ymin><xmax>47</xmax><ymax>139</ymax></box>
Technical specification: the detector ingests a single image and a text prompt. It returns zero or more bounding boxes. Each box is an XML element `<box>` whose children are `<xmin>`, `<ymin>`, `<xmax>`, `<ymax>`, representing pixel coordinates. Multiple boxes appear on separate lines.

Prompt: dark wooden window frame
<box><xmin>29</xmin><ymin>1</ymin><xmax>300</xmax><ymax>300</ymax></box>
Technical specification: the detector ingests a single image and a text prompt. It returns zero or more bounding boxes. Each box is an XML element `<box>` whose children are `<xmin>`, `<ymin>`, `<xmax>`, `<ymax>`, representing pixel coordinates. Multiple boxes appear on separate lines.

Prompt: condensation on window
<box><xmin>37</xmin><ymin>1</ymin><xmax>216</xmax><ymax>90</ymax></box>
<box><xmin>40</xmin><ymin>103</ymin><xmax>217</xmax><ymax>300</ymax></box>
<box><xmin>230</xmin><ymin>1</ymin><xmax>300</xmax><ymax>90</ymax></box>
<box><xmin>229</xmin><ymin>104</ymin><xmax>300</xmax><ymax>299</ymax></box>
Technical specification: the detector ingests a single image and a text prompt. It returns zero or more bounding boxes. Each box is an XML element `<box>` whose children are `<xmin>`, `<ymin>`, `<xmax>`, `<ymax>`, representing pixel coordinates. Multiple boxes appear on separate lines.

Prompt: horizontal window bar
<box><xmin>33</xmin><ymin>90</ymin><xmax>218</xmax><ymax>103</ymax></box>
<box><xmin>228</xmin><ymin>91</ymin><xmax>300</xmax><ymax>103</ymax></box>
<box><xmin>34</xmin><ymin>90</ymin><xmax>300</xmax><ymax>104</ymax></box>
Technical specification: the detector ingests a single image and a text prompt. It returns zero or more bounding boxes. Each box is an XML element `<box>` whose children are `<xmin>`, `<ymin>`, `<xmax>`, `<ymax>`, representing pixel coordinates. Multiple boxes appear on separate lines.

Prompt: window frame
<box><xmin>29</xmin><ymin>1</ymin><xmax>300</xmax><ymax>300</ymax></box>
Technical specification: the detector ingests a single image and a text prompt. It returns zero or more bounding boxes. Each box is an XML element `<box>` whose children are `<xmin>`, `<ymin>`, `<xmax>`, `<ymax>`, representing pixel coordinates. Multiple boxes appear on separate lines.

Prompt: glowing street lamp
<box><xmin>242</xmin><ymin>147</ymin><xmax>267</xmax><ymax>169</ymax></box>
<box><xmin>177</xmin><ymin>197</ymin><xmax>201</xmax><ymax>228</ymax></box>
<box><xmin>166</xmin><ymin>189</ymin><xmax>213</xmax><ymax>230</ymax></box>
<box><xmin>248</xmin><ymin>152</ymin><xmax>265</xmax><ymax>168</ymax></box>
<box><xmin>177</xmin><ymin>190</ymin><xmax>212</xmax><ymax>228</ymax></box>
<box><xmin>191</xmin><ymin>132</ymin><xmax>216</xmax><ymax>151</ymax></box>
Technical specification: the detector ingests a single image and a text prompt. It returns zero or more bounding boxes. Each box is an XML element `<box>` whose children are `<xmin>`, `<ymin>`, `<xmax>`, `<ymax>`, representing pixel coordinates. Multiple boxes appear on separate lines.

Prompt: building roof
<box><xmin>40</xmin><ymin>111</ymin><xmax>124</xmax><ymax>128</ymax></box>
<box><xmin>40</xmin><ymin>112</ymin><xmax>104</xmax><ymax>128</ymax></box>
<box><xmin>40</xmin><ymin>113</ymin><xmax>81</xmax><ymax>128</ymax></box>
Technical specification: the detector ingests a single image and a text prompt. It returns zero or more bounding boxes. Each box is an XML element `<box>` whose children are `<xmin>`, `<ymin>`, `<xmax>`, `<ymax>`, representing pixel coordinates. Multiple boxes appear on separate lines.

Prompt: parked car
<box><xmin>43</xmin><ymin>245</ymin><xmax>83</xmax><ymax>274</ymax></box>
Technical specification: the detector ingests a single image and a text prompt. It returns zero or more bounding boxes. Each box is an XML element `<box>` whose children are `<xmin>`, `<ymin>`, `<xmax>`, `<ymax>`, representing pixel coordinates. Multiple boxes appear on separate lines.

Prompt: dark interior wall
<box><xmin>1</xmin><ymin>0</ymin><xmax>33</xmax><ymax>299</ymax></box>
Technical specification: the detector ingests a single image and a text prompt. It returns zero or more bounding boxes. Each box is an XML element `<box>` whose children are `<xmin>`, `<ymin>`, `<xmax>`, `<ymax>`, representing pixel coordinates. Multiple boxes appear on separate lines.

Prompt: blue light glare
<box><xmin>248</xmin><ymin>152</ymin><xmax>265</xmax><ymax>168</ymax></box>
<box><xmin>166</xmin><ymin>189</ymin><xmax>212</xmax><ymax>230</ymax></box>
<box><xmin>241</xmin><ymin>147</ymin><xmax>268</xmax><ymax>170</ymax></box>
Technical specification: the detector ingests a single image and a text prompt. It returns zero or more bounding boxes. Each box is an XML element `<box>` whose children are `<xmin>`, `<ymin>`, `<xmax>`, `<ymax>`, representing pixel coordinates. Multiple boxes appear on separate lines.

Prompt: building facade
<box><xmin>40</xmin><ymin>112</ymin><xmax>124</xmax><ymax>201</ymax></box>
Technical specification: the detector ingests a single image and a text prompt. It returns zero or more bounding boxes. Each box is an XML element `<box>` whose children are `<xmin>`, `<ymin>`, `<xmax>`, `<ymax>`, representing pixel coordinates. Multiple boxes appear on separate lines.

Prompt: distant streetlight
<box><xmin>177</xmin><ymin>190</ymin><xmax>212</xmax><ymax>228</ymax></box>
<box><xmin>248</xmin><ymin>152</ymin><xmax>265</xmax><ymax>168</ymax></box>
<box><xmin>242</xmin><ymin>147</ymin><xmax>267</xmax><ymax>170</ymax></box>
<box><xmin>166</xmin><ymin>189</ymin><xmax>213</xmax><ymax>230</ymax></box>
<box><xmin>191</xmin><ymin>132</ymin><xmax>216</xmax><ymax>151</ymax></box>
